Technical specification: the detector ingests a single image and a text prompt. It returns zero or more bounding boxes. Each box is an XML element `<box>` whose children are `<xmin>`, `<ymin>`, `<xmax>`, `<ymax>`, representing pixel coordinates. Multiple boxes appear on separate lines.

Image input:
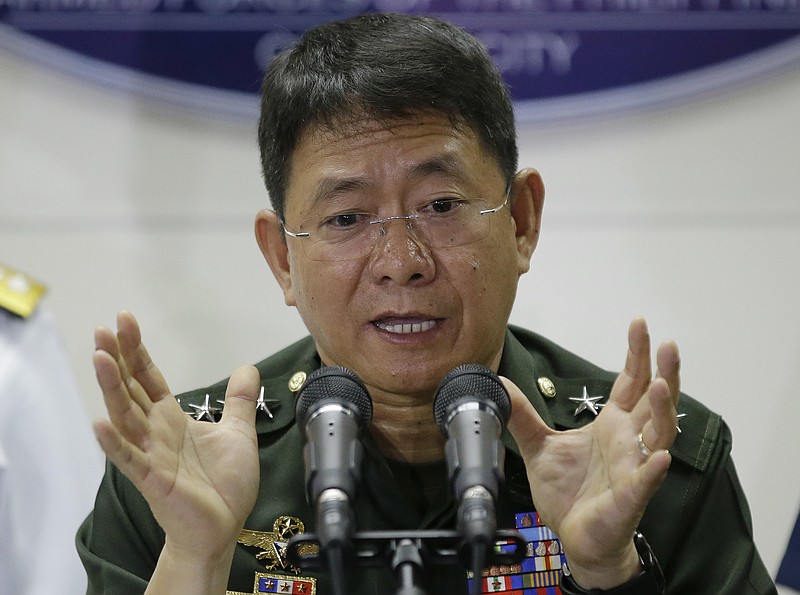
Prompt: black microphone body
<box><xmin>295</xmin><ymin>366</ymin><xmax>373</xmax><ymax>557</ymax></box>
<box><xmin>433</xmin><ymin>364</ymin><xmax>512</xmax><ymax>585</ymax></box>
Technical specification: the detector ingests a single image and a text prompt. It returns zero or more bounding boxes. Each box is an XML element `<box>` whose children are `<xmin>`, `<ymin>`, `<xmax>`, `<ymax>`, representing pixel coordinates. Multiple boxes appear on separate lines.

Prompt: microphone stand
<box><xmin>291</xmin><ymin>362</ymin><xmax>520</xmax><ymax>594</ymax></box>
<box><xmin>287</xmin><ymin>528</ymin><xmax>525</xmax><ymax>595</ymax></box>
<box><xmin>314</xmin><ymin>488</ymin><xmax>353</xmax><ymax>595</ymax></box>
<box><xmin>392</xmin><ymin>538</ymin><xmax>426</xmax><ymax>595</ymax></box>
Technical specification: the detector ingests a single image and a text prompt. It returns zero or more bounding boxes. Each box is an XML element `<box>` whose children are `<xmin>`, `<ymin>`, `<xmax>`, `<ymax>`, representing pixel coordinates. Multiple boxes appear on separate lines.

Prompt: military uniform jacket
<box><xmin>77</xmin><ymin>326</ymin><xmax>777</xmax><ymax>594</ymax></box>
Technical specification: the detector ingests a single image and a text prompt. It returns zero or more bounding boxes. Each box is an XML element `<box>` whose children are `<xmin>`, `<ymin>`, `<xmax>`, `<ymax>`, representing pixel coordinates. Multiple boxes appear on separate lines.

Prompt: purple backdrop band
<box><xmin>1</xmin><ymin>5</ymin><xmax>798</xmax><ymax>121</ymax></box>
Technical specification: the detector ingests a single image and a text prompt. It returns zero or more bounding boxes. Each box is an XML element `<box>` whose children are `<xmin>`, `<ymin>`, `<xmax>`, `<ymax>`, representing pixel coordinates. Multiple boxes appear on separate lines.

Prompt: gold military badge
<box><xmin>230</xmin><ymin>516</ymin><xmax>318</xmax><ymax>595</ymax></box>
<box><xmin>237</xmin><ymin>515</ymin><xmax>317</xmax><ymax>574</ymax></box>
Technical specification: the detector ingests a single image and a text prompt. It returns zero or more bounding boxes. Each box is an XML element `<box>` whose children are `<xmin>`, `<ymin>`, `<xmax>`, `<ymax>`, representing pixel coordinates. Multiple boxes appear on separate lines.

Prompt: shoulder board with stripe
<box><xmin>0</xmin><ymin>262</ymin><xmax>47</xmax><ymax>318</ymax></box>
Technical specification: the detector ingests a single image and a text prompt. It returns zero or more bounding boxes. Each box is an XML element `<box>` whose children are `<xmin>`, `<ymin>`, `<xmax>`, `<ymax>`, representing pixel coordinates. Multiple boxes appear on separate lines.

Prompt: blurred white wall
<box><xmin>1</xmin><ymin>43</ymin><xmax>799</xmax><ymax>589</ymax></box>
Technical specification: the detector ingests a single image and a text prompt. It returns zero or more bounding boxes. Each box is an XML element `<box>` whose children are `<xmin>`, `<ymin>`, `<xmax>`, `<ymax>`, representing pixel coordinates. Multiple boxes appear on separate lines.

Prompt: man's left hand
<box><xmin>502</xmin><ymin>317</ymin><xmax>680</xmax><ymax>590</ymax></box>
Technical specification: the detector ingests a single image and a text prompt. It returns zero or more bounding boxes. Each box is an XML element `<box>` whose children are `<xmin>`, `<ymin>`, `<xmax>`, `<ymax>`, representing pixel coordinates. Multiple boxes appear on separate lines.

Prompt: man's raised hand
<box><xmin>92</xmin><ymin>311</ymin><xmax>261</xmax><ymax>563</ymax></box>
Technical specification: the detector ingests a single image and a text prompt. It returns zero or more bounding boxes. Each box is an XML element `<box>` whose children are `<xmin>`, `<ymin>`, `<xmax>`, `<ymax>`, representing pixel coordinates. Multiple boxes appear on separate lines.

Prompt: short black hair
<box><xmin>258</xmin><ymin>12</ymin><xmax>518</xmax><ymax>220</ymax></box>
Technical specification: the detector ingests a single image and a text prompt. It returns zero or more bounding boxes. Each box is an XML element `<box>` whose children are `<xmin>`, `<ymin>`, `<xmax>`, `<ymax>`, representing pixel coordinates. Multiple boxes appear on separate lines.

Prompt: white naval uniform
<box><xmin>0</xmin><ymin>307</ymin><xmax>103</xmax><ymax>595</ymax></box>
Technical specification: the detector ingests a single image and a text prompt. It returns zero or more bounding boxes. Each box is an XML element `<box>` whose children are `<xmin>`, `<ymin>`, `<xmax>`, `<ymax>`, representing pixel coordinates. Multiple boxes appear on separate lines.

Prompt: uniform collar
<box><xmin>497</xmin><ymin>328</ymin><xmax>556</xmax><ymax>457</ymax></box>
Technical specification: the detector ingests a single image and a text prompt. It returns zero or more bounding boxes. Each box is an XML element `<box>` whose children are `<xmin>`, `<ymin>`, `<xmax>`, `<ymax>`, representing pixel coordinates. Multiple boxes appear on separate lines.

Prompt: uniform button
<box><xmin>537</xmin><ymin>376</ymin><xmax>557</xmax><ymax>398</ymax></box>
<box><xmin>288</xmin><ymin>371</ymin><xmax>307</xmax><ymax>392</ymax></box>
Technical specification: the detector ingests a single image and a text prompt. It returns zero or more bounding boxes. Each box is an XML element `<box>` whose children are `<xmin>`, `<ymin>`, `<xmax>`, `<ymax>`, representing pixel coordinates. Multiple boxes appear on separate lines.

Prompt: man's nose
<box><xmin>368</xmin><ymin>218</ymin><xmax>435</xmax><ymax>285</ymax></box>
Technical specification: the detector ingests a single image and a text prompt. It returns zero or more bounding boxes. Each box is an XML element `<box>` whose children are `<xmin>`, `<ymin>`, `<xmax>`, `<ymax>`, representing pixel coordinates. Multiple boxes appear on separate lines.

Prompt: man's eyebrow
<box><xmin>307</xmin><ymin>156</ymin><xmax>466</xmax><ymax>209</ymax></box>
<box><xmin>308</xmin><ymin>177</ymin><xmax>369</xmax><ymax>210</ymax></box>
<box><xmin>408</xmin><ymin>155</ymin><xmax>468</xmax><ymax>181</ymax></box>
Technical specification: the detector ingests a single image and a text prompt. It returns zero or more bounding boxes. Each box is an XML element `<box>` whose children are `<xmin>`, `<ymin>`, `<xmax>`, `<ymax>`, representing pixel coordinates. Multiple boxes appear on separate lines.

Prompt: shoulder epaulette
<box><xmin>0</xmin><ymin>262</ymin><xmax>47</xmax><ymax>318</ymax></box>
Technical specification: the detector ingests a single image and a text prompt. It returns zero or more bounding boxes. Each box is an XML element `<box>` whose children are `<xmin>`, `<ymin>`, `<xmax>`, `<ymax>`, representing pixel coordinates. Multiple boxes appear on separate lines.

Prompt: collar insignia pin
<box><xmin>676</xmin><ymin>412</ymin><xmax>687</xmax><ymax>433</ymax></box>
<box><xmin>569</xmin><ymin>386</ymin><xmax>604</xmax><ymax>417</ymax></box>
<box><xmin>256</xmin><ymin>386</ymin><xmax>281</xmax><ymax>419</ymax></box>
<box><xmin>186</xmin><ymin>394</ymin><xmax>222</xmax><ymax>423</ymax></box>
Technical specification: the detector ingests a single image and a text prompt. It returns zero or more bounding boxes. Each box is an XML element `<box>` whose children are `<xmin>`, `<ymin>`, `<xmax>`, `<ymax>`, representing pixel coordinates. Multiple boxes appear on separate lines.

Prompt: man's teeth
<box><xmin>376</xmin><ymin>320</ymin><xmax>436</xmax><ymax>334</ymax></box>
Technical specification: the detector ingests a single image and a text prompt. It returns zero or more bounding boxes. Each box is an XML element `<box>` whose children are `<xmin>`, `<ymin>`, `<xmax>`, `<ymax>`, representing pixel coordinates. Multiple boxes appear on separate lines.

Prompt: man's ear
<box><xmin>510</xmin><ymin>168</ymin><xmax>545</xmax><ymax>276</ymax></box>
<box><xmin>255</xmin><ymin>209</ymin><xmax>296</xmax><ymax>306</ymax></box>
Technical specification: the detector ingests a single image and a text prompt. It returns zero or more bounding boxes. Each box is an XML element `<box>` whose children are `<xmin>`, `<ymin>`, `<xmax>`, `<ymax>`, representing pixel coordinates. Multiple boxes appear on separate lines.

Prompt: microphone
<box><xmin>433</xmin><ymin>364</ymin><xmax>512</xmax><ymax>592</ymax></box>
<box><xmin>295</xmin><ymin>366</ymin><xmax>373</xmax><ymax>594</ymax></box>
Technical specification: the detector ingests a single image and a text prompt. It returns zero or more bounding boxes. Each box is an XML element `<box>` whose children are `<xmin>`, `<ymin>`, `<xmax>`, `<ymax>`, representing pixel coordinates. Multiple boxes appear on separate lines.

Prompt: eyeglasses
<box><xmin>281</xmin><ymin>187</ymin><xmax>511</xmax><ymax>262</ymax></box>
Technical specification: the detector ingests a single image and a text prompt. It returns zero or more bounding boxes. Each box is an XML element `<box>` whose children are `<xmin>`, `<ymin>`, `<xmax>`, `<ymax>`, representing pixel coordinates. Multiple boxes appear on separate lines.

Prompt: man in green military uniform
<box><xmin>77</xmin><ymin>13</ymin><xmax>776</xmax><ymax>595</ymax></box>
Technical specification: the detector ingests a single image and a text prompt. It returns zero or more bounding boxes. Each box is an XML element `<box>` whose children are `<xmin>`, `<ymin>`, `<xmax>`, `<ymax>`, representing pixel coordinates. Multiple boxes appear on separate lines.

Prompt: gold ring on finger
<box><xmin>637</xmin><ymin>432</ymin><xmax>653</xmax><ymax>457</ymax></box>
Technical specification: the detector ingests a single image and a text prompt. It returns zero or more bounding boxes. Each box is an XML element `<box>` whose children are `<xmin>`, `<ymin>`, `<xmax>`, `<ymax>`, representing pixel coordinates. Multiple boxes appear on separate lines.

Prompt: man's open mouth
<box><xmin>373</xmin><ymin>319</ymin><xmax>437</xmax><ymax>334</ymax></box>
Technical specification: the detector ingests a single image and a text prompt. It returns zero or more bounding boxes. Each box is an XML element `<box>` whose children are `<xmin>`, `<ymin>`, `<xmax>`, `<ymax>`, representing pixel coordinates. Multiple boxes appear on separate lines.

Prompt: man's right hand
<box><xmin>92</xmin><ymin>311</ymin><xmax>261</xmax><ymax>593</ymax></box>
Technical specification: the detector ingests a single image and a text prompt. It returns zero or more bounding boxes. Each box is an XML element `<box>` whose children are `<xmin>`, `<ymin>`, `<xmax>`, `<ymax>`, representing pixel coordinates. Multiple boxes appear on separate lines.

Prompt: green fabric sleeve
<box><xmin>76</xmin><ymin>461</ymin><xmax>163</xmax><ymax>594</ymax></box>
<box><xmin>655</xmin><ymin>422</ymin><xmax>776</xmax><ymax>594</ymax></box>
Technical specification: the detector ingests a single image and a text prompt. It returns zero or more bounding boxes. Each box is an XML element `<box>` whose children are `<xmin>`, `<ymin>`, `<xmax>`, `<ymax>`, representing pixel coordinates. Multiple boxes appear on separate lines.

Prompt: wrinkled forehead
<box><xmin>283</xmin><ymin>111</ymin><xmax>503</xmax><ymax>216</ymax></box>
<box><xmin>300</xmin><ymin>107</ymin><xmax>469</xmax><ymax>151</ymax></box>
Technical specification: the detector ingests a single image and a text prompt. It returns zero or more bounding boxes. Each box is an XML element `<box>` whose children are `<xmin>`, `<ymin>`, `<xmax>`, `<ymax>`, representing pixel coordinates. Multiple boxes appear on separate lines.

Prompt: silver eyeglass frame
<box><xmin>280</xmin><ymin>186</ymin><xmax>511</xmax><ymax>244</ymax></box>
